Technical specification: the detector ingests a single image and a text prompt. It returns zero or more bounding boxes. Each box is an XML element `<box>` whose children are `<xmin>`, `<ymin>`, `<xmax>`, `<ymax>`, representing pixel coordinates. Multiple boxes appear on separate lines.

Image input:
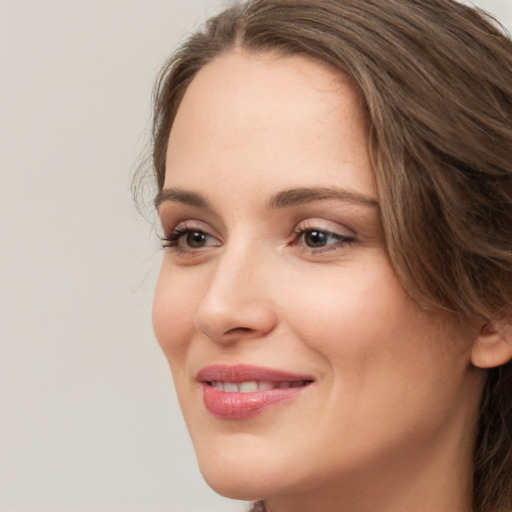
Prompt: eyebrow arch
<box><xmin>266</xmin><ymin>187</ymin><xmax>379</xmax><ymax>209</ymax></box>
<box><xmin>154</xmin><ymin>186</ymin><xmax>379</xmax><ymax>211</ymax></box>
<box><xmin>154</xmin><ymin>188</ymin><xmax>211</xmax><ymax>210</ymax></box>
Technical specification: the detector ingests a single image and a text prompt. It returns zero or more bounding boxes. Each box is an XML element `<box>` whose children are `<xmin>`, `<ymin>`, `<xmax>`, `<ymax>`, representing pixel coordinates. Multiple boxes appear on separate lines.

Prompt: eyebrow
<box><xmin>154</xmin><ymin>188</ymin><xmax>211</xmax><ymax>210</ymax></box>
<box><xmin>154</xmin><ymin>186</ymin><xmax>379</xmax><ymax>211</ymax></box>
<box><xmin>266</xmin><ymin>187</ymin><xmax>379</xmax><ymax>209</ymax></box>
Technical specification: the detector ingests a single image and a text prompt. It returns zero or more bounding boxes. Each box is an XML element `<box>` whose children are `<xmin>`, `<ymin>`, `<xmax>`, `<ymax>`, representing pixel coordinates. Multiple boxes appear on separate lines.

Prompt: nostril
<box><xmin>225</xmin><ymin>327</ymin><xmax>254</xmax><ymax>335</ymax></box>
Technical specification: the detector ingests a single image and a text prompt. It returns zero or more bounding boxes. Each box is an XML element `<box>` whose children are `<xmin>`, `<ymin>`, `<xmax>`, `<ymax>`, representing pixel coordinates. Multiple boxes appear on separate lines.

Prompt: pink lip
<box><xmin>197</xmin><ymin>364</ymin><xmax>314</xmax><ymax>420</ymax></box>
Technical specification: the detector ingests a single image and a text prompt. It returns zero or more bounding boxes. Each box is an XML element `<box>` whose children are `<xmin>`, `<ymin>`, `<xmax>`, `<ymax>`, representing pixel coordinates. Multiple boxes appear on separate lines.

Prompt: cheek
<box><xmin>280</xmin><ymin>259</ymin><xmax>465</xmax><ymax>399</ymax></box>
<box><xmin>152</xmin><ymin>266</ymin><xmax>199</xmax><ymax>360</ymax></box>
<box><xmin>281</xmin><ymin>259</ymin><xmax>414</xmax><ymax>356</ymax></box>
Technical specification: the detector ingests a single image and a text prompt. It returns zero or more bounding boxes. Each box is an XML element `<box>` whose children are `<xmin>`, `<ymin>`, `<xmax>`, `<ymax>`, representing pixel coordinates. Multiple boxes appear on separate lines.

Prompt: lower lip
<box><xmin>202</xmin><ymin>384</ymin><xmax>307</xmax><ymax>420</ymax></box>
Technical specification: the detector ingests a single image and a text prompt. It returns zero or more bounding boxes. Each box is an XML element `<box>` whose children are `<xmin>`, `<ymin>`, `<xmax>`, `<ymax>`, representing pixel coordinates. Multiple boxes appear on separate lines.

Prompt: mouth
<box><xmin>197</xmin><ymin>365</ymin><xmax>314</xmax><ymax>420</ymax></box>
<box><xmin>209</xmin><ymin>380</ymin><xmax>310</xmax><ymax>392</ymax></box>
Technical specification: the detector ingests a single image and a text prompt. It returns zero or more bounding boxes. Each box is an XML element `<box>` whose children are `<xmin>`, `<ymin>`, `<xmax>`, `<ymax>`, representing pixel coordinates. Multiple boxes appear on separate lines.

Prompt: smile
<box><xmin>209</xmin><ymin>380</ymin><xmax>309</xmax><ymax>392</ymax></box>
<box><xmin>197</xmin><ymin>365</ymin><xmax>314</xmax><ymax>420</ymax></box>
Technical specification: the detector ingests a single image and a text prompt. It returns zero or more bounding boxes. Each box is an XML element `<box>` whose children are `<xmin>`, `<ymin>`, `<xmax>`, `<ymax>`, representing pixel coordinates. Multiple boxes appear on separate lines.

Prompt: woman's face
<box><xmin>153</xmin><ymin>51</ymin><xmax>483</xmax><ymax>508</ymax></box>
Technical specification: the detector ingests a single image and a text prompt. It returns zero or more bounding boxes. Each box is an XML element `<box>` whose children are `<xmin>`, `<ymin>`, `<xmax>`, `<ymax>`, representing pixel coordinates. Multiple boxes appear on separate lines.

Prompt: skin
<box><xmin>153</xmin><ymin>50</ymin><xmax>487</xmax><ymax>512</ymax></box>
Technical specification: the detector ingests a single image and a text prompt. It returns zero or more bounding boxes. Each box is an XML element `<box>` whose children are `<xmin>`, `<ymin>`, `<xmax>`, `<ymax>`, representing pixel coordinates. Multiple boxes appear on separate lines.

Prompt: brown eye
<box><xmin>303</xmin><ymin>230</ymin><xmax>329</xmax><ymax>248</ymax></box>
<box><xmin>296</xmin><ymin>228</ymin><xmax>354</xmax><ymax>251</ymax></box>
<box><xmin>186</xmin><ymin>231</ymin><xmax>210</xmax><ymax>248</ymax></box>
<box><xmin>161</xmin><ymin>227</ymin><xmax>221</xmax><ymax>251</ymax></box>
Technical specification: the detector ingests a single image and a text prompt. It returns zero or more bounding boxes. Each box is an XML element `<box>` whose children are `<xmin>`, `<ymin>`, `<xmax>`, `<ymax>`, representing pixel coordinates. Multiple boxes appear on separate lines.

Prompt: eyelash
<box><xmin>161</xmin><ymin>226</ymin><xmax>190</xmax><ymax>247</ymax></box>
<box><xmin>160</xmin><ymin>223</ymin><xmax>354</xmax><ymax>255</ymax></box>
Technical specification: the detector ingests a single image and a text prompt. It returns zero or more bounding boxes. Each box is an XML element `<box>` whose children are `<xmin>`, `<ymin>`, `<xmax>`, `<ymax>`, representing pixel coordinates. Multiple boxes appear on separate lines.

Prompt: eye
<box><xmin>180</xmin><ymin>230</ymin><xmax>212</xmax><ymax>248</ymax></box>
<box><xmin>161</xmin><ymin>224</ymin><xmax>221</xmax><ymax>252</ymax></box>
<box><xmin>300</xmin><ymin>229</ymin><xmax>346</xmax><ymax>248</ymax></box>
<box><xmin>293</xmin><ymin>219</ymin><xmax>355</xmax><ymax>253</ymax></box>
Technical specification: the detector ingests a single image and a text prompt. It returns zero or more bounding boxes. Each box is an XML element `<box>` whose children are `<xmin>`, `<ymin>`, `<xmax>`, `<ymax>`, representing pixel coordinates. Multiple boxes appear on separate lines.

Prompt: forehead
<box><xmin>165</xmin><ymin>50</ymin><xmax>375</xmax><ymax>200</ymax></box>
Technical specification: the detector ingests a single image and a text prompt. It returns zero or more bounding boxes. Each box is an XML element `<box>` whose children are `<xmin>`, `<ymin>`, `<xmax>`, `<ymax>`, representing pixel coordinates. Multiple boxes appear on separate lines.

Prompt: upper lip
<box><xmin>196</xmin><ymin>364</ymin><xmax>315</xmax><ymax>383</ymax></box>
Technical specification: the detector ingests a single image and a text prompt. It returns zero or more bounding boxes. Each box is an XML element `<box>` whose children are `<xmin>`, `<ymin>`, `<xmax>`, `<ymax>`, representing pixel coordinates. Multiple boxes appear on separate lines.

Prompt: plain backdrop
<box><xmin>1</xmin><ymin>1</ymin><xmax>511</xmax><ymax>511</ymax></box>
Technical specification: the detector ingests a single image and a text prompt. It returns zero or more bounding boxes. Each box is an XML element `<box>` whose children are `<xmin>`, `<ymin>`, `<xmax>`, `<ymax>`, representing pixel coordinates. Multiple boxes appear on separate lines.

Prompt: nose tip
<box><xmin>193</xmin><ymin>251</ymin><xmax>278</xmax><ymax>344</ymax></box>
<box><xmin>195</xmin><ymin>297</ymin><xmax>277</xmax><ymax>344</ymax></box>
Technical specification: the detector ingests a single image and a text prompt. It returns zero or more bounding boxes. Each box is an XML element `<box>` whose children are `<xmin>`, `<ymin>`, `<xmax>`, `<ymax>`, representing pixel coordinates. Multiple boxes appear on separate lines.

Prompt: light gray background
<box><xmin>1</xmin><ymin>1</ymin><xmax>511</xmax><ymax>511</ymax></box>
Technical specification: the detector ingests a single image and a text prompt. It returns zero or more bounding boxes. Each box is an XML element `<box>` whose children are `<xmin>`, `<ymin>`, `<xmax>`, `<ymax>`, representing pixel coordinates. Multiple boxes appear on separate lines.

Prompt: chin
<box><xmin>200</xmin><ymin>464</ymin><xmax>274</xmax><ymax>501</ymax></box>
<box><xmin>204</xmin><ymin>477</ymin><xmax>267</xmax><ymax>501</ymax></box>
<box><xmin>195</xmin><ymin>442</ymin><xmax>289</xmax><ymax>501</ymax></box>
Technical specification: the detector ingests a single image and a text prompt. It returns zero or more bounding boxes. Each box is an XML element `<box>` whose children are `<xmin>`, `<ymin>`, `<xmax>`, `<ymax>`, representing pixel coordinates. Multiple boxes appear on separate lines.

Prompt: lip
<box><xmin>197</xmin><ymin>364</ymin><xmax>314</xmax><ymax>420</ymax></box>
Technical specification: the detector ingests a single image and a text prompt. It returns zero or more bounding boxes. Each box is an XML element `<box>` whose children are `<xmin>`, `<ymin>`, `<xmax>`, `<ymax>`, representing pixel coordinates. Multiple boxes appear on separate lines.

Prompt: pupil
<box><xmin>187</xmin><ymin>231</ymin><xmax>207</xmax><ymax>247</ymax></box>
<box><xmin>305</xmin><ymin>230</ymin><xmax>327</xmax><ymax>247</ymax></box>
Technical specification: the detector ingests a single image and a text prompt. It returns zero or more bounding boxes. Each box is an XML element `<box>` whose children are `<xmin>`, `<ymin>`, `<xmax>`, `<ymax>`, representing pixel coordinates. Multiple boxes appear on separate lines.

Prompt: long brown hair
<box><xmin>140</xmin><ymin>1</ymin><xmax>512</xmax><ymax>510</ymax></box>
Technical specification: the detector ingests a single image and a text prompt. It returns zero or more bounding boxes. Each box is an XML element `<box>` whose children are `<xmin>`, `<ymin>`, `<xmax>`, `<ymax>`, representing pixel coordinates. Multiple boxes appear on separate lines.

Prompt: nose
<box><xmin>194</xmin><ymin>246</ymin><xmax>278</xmax><ymax>344</ymax></box>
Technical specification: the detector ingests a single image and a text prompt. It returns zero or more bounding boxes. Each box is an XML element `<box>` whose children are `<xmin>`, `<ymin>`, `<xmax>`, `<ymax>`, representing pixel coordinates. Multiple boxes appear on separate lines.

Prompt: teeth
<box><xmin>258</xmin><ymin>381</ymin><xmax>274</xmax><ymax>391</ymax></box>
<box><xmin>224</xmin><ymin>382</ymin><xmax>239</xmax><ymax>392</ymax></box>
<box><xmin>210</xmin><ymin>380</ymin><xmax>307</xmax><ymax>392</ymax></box>
<box><xmin>239</xmin><ymin>381</ymin><xmax>258</xmax><ymax>392</ymax></box>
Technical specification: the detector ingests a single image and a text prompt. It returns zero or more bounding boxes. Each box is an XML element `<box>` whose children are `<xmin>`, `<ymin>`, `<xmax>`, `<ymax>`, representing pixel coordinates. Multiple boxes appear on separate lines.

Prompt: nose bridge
<box><xmin>194</xmin><ymin>237</ymin><xmax>276</xmax><ymax>343</ymax></box>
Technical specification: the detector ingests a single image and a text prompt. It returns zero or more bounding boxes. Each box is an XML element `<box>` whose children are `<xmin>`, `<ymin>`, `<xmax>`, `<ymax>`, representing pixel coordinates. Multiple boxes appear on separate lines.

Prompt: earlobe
<box><xmin>471</xmin><ymin>317</ymin><xmax>512</xmax><ymax>369</ymax></box>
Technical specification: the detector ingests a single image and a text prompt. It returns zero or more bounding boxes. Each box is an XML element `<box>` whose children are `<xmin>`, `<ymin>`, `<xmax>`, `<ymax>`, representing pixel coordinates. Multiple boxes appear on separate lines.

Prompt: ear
<box><xmin>471</xmin><ymin>315</ymin><xmax>512</xmax><ymax>369</ymax></box>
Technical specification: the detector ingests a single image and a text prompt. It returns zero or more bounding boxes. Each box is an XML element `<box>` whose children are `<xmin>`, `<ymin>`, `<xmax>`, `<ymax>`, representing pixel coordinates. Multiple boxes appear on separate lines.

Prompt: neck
<box><xmin>263</xmin><ymin>416</ymin><xmax>476</xmax><ymax>512</ymax></box>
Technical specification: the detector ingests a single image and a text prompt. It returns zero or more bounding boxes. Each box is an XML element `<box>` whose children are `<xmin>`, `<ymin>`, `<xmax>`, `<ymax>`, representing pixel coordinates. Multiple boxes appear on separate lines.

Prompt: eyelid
<box><xmin>294</xmin><ymin>217</ymin><xmax>356</xmax><ymax>238</ymax></box>
<box><xmin>157</xmin><ymin>201</ymin><xmax>223</xmax><ymax>233</ymax></box>
<box><xmin>163</xmin><ymin>219</ymin><xmax>219</xmax><ymax>238</ymax></box>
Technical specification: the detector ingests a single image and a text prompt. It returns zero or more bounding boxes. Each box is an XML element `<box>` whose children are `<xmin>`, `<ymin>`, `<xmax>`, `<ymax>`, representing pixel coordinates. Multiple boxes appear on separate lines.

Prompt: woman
<box><xmin>143</xmin><ymin>0</ymin><xmax>512</xmax><ymax>510</ymax></box>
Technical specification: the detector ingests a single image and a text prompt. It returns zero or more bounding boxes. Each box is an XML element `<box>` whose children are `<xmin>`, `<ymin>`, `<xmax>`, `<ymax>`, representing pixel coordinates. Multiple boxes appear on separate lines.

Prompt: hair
<box><xmin>139</xmin><ymin>0</ymin><xmax>512</xmax><ymax>510</ymax></box>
